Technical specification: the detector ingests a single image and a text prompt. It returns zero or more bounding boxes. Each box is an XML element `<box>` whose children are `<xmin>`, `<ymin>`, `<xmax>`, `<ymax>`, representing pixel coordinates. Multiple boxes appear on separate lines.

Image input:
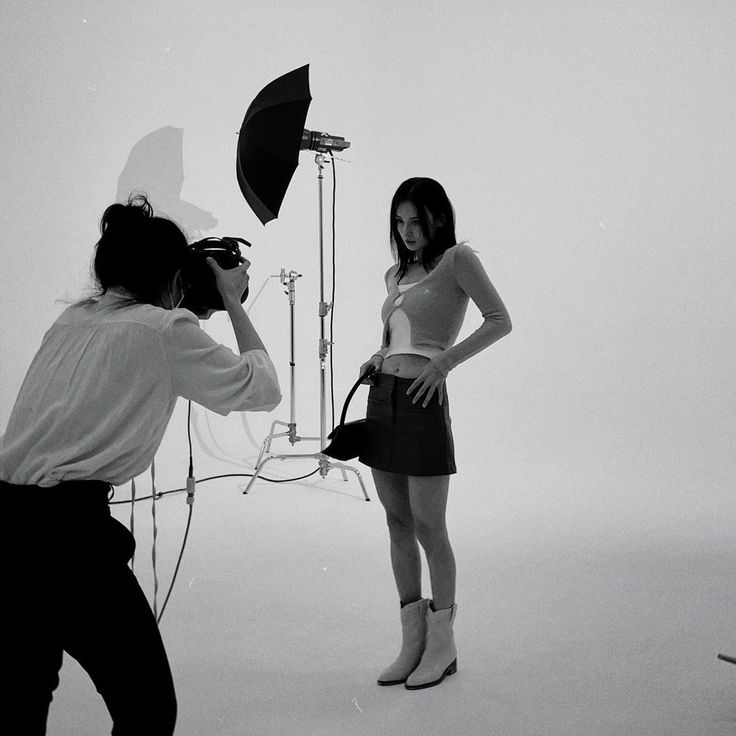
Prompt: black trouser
<box><xmin>1</xmin><ymin>479</ymin><xmax>177</xmax><ymax>735</ymax></box>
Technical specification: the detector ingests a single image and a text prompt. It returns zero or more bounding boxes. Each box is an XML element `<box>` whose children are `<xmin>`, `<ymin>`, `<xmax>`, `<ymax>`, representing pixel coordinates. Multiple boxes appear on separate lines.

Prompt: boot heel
<box><xmin>405</xmin><ymin>659</ymin><xmax>458</xmax><ymax>690</ymax></box>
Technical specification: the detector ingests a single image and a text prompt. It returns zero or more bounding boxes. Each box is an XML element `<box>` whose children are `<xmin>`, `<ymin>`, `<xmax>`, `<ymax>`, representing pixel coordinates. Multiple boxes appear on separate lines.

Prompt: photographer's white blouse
<box><xmin>0</xmin><ymin>290</ymin><xmax>281</xmax><ymax>488</ymax></box>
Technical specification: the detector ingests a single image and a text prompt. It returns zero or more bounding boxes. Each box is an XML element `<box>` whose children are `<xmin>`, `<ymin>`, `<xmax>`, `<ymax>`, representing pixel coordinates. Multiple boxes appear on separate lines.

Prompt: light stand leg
<box><xmin>254</xmin><ymin>420</ymin><xmax>291</xmax><ymax>469</ymax></box>
<box><xmin>243</xmin><ymin>452</ymin><xmax>369</xmax><ymax>501</ymax></box>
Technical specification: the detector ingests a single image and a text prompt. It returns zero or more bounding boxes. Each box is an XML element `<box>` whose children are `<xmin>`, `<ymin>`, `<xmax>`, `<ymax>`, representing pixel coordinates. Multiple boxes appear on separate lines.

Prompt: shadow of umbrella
<box><xmin>117</xmin><ymin>126</ymin><xmax>218</xmax><ymax>237</ymax></box>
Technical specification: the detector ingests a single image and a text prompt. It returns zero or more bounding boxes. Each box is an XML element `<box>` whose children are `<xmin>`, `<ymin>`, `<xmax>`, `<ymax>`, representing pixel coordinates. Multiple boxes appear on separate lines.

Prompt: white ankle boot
<box><xmin>405</xmin><ymin>602</ymin><xmax>457</xmax><ymax>690</ymax></box>
<box><xmin>377</xmin><ymin>598</ymin><xmax>429</xmax><ymax>686</ymax></box>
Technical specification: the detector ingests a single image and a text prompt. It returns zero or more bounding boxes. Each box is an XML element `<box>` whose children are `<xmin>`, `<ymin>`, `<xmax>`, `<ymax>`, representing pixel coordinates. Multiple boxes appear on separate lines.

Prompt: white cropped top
<box><xmin>383</xmin><ymin>283</ymin><xmax>443</xmax><ymax>361</ymax></box>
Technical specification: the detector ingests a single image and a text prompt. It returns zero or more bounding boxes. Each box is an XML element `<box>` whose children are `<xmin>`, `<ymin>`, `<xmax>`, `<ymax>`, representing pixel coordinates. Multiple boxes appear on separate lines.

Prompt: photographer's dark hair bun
<box><xmin>100</xmin><ymin>195</ymin><xmax>153</xmax><ymax>232</ymax></box>
<box><xmin>93</xmin><ymin>193</ymin><xmax>188</xmax><ymax>304</ymax></box>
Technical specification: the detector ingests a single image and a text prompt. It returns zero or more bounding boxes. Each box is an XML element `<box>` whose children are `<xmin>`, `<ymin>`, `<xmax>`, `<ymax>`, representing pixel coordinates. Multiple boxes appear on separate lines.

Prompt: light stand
<box><xmin>250</xmin><ymin>269</ymin><xmax>318</xmax><ymax>449</ymax></box>
<box><xmin>243</xmin><ymin>154</ymin><xmax>370</xmax><ymax>500</ymax></box>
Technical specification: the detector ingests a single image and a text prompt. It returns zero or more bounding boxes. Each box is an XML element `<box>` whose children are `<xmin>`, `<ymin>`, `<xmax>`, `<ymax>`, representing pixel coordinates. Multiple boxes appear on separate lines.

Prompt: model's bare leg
<box><xmin>371</xmin><ymin>468</ymin><xmax>421</xmax><ymax>604</ymax></box>
<box><xmin>404</xmin><ymin>473</ymin><xmax>458</xmax><ymax>689</ymax></box>
<box><xmin>408</xmin><ymin>474</ymin><xmax>455</xmax><ymax>610</ymax></box>
<box><xmin>372</xmin><ymin>467</ymin><xmax>429</xmax><ymax>686</ymax></box>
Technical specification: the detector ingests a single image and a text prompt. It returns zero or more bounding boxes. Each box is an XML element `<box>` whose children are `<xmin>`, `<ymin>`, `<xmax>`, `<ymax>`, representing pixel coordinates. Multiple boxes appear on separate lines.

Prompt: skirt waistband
<box><xmin>372</xmin><ymin>372</ymin><xmax>420</xmax><ymax>386</ymax></box>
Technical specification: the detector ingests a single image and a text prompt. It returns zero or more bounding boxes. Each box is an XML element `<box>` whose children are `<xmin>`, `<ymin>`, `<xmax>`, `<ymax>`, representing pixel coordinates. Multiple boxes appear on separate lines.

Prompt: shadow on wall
<box><xmin>116</xmin><ymin>126</ymin><xmax>218</xmax><ymax>238</ymax></box>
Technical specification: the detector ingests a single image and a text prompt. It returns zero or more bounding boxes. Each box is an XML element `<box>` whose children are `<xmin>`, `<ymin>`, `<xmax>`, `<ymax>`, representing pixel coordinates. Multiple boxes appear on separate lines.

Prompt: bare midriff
<box><xmin>380</xmin><ymin>353</ymin><xmax>431</xmax><ymax>379</ymax></box>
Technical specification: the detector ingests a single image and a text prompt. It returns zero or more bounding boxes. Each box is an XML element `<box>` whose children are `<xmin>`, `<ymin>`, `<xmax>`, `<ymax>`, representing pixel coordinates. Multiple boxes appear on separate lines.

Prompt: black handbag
<box><xmin>322</xmin><ymin>365</ymin><xmax>376</xmax><ymax>461</ymax></box>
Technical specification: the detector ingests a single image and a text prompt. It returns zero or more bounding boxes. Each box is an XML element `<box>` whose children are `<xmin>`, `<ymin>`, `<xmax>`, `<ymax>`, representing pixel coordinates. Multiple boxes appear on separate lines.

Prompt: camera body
<box><xmin>180</xmin><ymin>236</ymin><xmax>251</xmax><ymax>316</ymax></box>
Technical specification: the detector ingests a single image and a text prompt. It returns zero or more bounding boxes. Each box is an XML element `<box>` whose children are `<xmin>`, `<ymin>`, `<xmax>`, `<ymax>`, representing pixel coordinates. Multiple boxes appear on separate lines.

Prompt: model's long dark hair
<box><xmin>390</xmin><ymin>177</ymin><xmax>457</xmax><ymax>281</ymax></box>
<box><xmin>91</xmin><ymin>193</ymin><xmax>189</xmax><ymax>304</ymax></box>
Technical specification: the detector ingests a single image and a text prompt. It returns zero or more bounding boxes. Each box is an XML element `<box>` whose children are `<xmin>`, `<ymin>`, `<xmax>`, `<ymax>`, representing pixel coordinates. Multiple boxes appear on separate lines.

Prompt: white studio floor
<box><xmin>46</xmin><ymin>462</ymin><xmax>736</xmax><ymax>736</ymax></box>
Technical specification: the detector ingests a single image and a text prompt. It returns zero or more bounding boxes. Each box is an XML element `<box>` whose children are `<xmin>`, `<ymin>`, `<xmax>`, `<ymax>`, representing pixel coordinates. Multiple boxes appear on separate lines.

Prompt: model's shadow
<box><xmin>117</xmin><ymin>126</ymin><xmax>217</xmax><ymax>237</ymax></box>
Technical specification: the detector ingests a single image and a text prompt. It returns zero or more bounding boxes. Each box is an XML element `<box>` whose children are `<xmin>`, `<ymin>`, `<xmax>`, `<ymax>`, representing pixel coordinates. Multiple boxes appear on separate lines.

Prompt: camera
<box><xmin>180</xmin><ymin>236</ymin><xmax>251</xmax><ymax>316</ymax></box>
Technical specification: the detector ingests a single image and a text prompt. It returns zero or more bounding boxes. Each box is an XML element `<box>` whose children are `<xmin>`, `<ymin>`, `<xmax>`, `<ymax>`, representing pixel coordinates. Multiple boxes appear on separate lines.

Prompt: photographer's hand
<box><xmin>207</xmin><ymin>257</ymin><xmax>266</xmax><ymax>354</ymax></box>
<box><xmin>207</xmin><ymin>257</ymin><xmax>250</xmax><ymax>304</ymax></box>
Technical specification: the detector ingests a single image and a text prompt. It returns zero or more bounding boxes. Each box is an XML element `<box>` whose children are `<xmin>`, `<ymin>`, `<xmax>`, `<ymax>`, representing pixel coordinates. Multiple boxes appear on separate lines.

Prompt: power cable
<box><xmin>329</xmin><ymin>150</ymin><xmax>337</xmax><ymax>429</ymax></box>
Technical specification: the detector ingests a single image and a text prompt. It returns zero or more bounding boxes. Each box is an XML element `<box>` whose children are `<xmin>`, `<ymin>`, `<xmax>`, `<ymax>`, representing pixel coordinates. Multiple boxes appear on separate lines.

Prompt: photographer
<box><xmin>0</xmin><ymin>195</ymin><xmax>281</xmax><ymax>735</ymax></box>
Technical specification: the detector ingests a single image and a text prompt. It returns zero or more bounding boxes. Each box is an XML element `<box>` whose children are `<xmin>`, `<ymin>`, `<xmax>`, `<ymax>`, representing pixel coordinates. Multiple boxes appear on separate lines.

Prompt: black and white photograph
<box><xmin>1</xmin><ymin>2</ymin><xmax>735</xmax><ymax>734</ymax></box>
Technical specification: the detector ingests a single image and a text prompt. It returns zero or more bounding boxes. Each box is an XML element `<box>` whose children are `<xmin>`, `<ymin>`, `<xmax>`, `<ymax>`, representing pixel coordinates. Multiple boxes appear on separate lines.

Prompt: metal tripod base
<box><xmin>243</xmin><ymin>419</ymin><xmax>370</xmax><ymax>501</ymax></box>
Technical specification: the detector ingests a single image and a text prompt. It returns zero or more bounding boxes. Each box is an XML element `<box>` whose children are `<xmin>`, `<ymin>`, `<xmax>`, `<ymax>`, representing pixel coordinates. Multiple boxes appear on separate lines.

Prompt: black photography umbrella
<box><xmin>237</xmin><ymin>64</ymin><xmax>312</xmax><ymax>225</ymax></box>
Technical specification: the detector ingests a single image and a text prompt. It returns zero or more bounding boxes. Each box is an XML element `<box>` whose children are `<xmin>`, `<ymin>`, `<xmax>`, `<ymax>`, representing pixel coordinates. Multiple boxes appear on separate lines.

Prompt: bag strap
<box><xmin>338</xmin><ymin>365</ymin><xmax>376</xmax><ymax>427</ymax></box>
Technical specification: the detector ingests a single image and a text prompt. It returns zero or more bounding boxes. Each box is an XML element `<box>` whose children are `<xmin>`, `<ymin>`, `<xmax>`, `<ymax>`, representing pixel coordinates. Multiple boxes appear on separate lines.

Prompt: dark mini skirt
<box><xmin>359</xmin><ymin>372</ymin><xmax>456</xmax><ymax>477</ymax></box>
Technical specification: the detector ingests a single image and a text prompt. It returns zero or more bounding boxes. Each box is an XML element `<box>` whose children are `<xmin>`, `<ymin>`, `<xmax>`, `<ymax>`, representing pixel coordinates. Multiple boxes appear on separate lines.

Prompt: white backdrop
<box><xmin>2</xmin><ymin>2</ymin><xmax>736</xmax><ymax>734</ymax></box>
<box><xmin>2</xmin><ymin>0</ymin><xmax>735</xmax><ymax>541</ymax></box>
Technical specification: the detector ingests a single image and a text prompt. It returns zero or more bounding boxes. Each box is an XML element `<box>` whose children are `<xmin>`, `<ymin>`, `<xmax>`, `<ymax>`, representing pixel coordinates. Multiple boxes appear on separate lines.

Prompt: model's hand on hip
<box><xmin>407</xmin><ymin>362</ymin><xmax>446</xmax><ymax>407</ymax></box>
